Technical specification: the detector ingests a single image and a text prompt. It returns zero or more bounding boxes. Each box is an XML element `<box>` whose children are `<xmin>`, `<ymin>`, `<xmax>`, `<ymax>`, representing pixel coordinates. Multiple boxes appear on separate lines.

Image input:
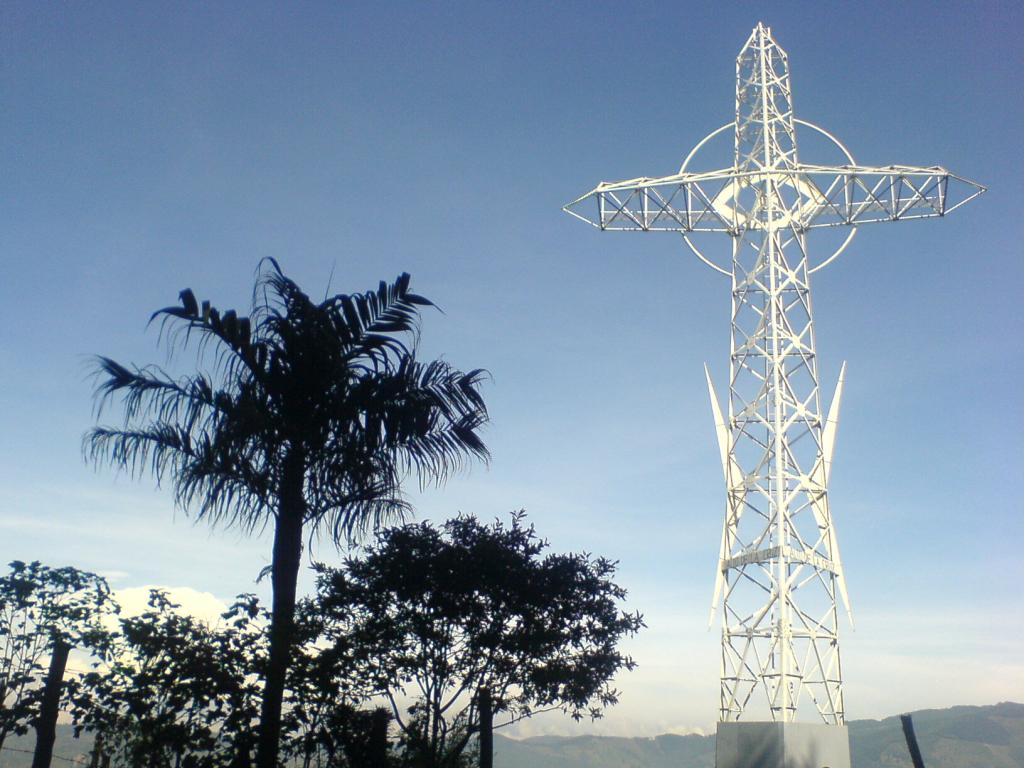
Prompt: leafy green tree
<box><xmin>0</xmin><ymin>561</ymin><xmax>115</xmax><ymax>761</ymax></box>
<box><xmin>70</xmin><ymin>590</ymin><xmax>264</xmax><ymax>768</ymax></box>
<box><xmin>86</xmin><ymin>261</ymin><xmax>489</xmax><ymax>768</ymax></box>
<box><xmin>312</xmin><ymin>513</ymin><xmax>645</xmax><ymax>768</ymax></box>
<box><xmin>280</xmin><ymin>601</ymin><xmax>384</xmax><ymax>768</ymax></box>
<box><xmin>72</xmin><ymin>590</ymin><xmax>389</xmax><ymax>768</ymax></box>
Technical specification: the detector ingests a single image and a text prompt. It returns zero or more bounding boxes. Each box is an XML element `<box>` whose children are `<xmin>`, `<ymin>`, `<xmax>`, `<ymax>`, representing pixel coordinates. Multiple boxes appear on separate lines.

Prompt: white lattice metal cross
<box><xmin>565</xmin><ymin>22</ymin><xmax>984</xmax><ymax>725</ymax></box>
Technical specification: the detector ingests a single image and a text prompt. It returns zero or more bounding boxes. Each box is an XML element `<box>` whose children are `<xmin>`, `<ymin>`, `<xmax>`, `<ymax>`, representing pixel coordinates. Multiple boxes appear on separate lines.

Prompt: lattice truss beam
<box><xmin>563</xmin><ymin>166</ymin><xmax>983</xmax><ymax>233</ymax></box>
<box><xmin>705</xmin><ymin>221</ymin><xmax>851</xmax><ymax>724</ymax></box>
<box><xmin>564</xmin><ymin>22</ymin><xmax>984</xmax><ymax>726</ymax></box>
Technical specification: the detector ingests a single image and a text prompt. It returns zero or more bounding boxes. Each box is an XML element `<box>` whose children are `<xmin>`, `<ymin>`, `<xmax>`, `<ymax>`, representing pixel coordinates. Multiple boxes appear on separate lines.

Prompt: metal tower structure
<box><xmin>565</xmin><ymin>23</ymin><xmax>983</xmax><ymax>726</ymax></box>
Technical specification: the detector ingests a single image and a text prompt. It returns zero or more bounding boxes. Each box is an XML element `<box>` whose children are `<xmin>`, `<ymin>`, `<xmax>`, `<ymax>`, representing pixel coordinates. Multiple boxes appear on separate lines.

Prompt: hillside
<box><xmin>1</xmin><ymin>702</ymin><xmax>1020</xmax><ymax>767</ymax></box>
<box><xmin>493</xmin><ymin>702</ymin><xmax>1024</xmax><ymax>768</ymax></box>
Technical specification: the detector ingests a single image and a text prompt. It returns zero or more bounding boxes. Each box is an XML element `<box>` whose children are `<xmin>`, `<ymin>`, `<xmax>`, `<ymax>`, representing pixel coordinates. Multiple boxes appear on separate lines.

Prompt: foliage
<box><xmin>86</xmin><ymin>261</ymin><xmax>490</xmax><ymax>546</ymax></box>
<box><xmin>69</xmin><ymin>589</ymin><xmax>399</xmax><ymax>768</ymax></box>
<box><xmin>85</xmin><ymin>261</ymin><xmax>490</xmax><ymax>768</ymax></box>
<box><xmin>280</xmin><ymin>600</ymin><xmax>386</xmax><ymax>768</ymax></box>
<box><xmin>69</xmin><ymin>590</ymin><xmax>264</xmax><ymax>768</ymax></box>
<box><xmin>0</xmin><ymin>561</ymin><xmax>115</xmax><ymax>751</ymax></box>
<box><xmin>4</xmin><ymin>702</ymin><xmax>1024</xmax><ymax>768</ymax></box>
<box><xmin>312</xmin><ymin>512</ymin><xmax>645</xmax><ymax>768</ymax></box>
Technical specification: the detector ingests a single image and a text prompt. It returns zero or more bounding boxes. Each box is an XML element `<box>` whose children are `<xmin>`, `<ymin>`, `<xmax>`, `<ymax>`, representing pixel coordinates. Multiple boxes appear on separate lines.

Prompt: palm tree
<box><xmin>86</xmin><ymin>260</ymin><xmax>489</xmax><ymax>768</ymax></box>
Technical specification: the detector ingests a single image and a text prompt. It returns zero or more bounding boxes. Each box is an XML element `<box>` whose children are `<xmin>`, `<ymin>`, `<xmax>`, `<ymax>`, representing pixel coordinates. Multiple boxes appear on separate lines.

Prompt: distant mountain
<box><xmin>2</xmin><ymin>702</ymin><xmax>1020</xmax><ymax>767</ymax></box>
<box><xmin>493</xmin><ymin>702</ymin><xmax>1024</xmax><ymax>768</ymax></box>
<box><xmin>849</xmin><ymin>702</ymin><xmax>1024</xmax><ymax>768</ymax></box>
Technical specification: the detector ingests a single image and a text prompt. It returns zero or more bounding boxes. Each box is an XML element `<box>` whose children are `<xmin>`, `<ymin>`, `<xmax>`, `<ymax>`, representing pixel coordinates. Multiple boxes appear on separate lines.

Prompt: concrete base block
<box><xmin>715</xmin><ymin>722</ymin><xmax>850</xmax><ymax>768</ymax></box>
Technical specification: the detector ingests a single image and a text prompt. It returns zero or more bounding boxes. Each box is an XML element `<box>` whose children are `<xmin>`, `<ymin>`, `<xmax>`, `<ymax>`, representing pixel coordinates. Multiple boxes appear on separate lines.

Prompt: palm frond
<box><xmin>88</xmin><ymin>262</ymin><xmax>488</xmax><ymax>546</ymax></box>
<box><xmin>150</xmin><ymin>287</ymin><xmax>267</xmax><ymax>386</ymax></box>
<box><xmin>90</xmin><ymin>357</ymin><xmax>225</xmax><ymax>429</ymax></box>
<box><xmin>85</xmin><ymin>423</ymin><xmax>196</xmax><ymax>484</ymax></box>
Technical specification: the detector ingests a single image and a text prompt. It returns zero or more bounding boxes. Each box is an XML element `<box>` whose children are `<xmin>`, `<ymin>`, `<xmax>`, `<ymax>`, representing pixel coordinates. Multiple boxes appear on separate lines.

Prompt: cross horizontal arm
<box><xmin>563</xmin><ymin>164</ymin><xmax>985</xmax><ymax>233</ymax></box>
<box><xmin>563</xmin><ymin>168</ymin><xmax>741</xmax><ymax>233</ymax></box>
<box><xmin>795</xmin><ymin>164</ymin><xmax>986</xmax><ymax>229</ymax></box>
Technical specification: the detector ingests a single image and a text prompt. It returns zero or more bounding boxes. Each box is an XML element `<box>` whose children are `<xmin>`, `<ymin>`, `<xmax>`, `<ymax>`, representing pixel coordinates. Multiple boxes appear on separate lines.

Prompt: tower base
<box><xmin>715</xmin><ymin>722</ymin><xmax>850</xmax><ymax>768</ymax></box>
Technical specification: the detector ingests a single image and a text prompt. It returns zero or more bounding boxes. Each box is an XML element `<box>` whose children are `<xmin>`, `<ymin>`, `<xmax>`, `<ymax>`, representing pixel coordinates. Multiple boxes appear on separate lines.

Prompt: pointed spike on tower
<box><xmin>704</xmin><ymin>364</ymin><xmax>730</xmax><ymax>477</ymax></box>
<box><xmin>704</xmin><ymin>364</ymin><xmax>730</xmax><ymax>629</ymax></box>
<box><xmin>821</xmin><ymin>362</ymin><xmax>854</xmax><ymax>627</ymax></box>
<box><xmin>822</xmin><ymin>361</ymin><xmax>846</xmax><ymax>485</ymax></box>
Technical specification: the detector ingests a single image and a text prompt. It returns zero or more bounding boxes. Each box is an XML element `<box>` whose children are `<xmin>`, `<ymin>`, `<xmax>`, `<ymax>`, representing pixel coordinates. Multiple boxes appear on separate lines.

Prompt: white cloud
<box><xmin>113</xmin><ymin>585</ymin><xmax>230</xmax><ymax>625</ymax></box>
<box><xmin>63</xmin><ymin>587</ymin><xmax>235</xmax><ymax>680</ymax></box>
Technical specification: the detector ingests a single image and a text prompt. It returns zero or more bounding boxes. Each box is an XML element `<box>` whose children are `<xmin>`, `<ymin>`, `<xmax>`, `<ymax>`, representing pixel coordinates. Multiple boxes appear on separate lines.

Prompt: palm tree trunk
<box><xmin>256</xmin><ymin>449</ymin><xmax>306</xmax><ymax>768</ymax></box>
<box><xmin>31</xmin><ymin>638</ymin><xmax>71</xmax><ymax>768</ymax></box>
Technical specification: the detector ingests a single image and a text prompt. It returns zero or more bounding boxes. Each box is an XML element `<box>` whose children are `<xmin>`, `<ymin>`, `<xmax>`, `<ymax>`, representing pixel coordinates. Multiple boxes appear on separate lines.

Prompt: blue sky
<box><xmin>2</xmin><ymin>1</ymin><xmax>1021</xmax><ymax>735</ymax></box>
